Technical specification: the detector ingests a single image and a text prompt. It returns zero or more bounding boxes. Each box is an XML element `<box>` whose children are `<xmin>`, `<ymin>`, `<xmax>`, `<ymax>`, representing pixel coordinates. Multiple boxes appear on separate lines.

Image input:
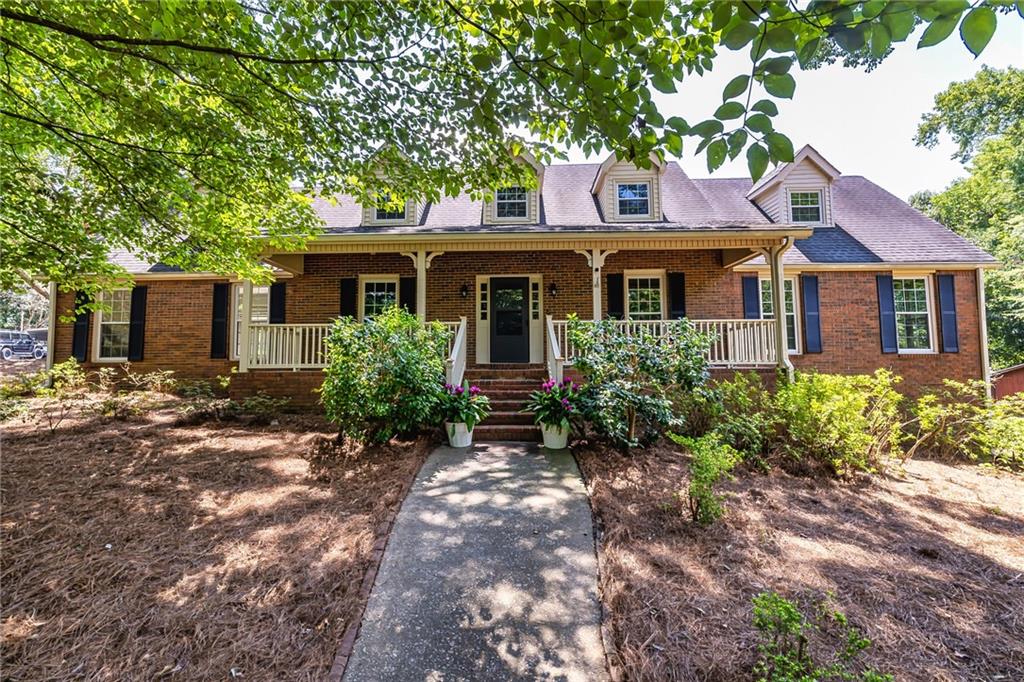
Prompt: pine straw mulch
<box><xmin>1</xmin><ymin>403</ymin><xmax>435</xmax><ymax>681</ymax></box>
<box><xmin>576</xmin><ymin>440</ymin><xmax>1024</xmax><ymax>682</ymax></box>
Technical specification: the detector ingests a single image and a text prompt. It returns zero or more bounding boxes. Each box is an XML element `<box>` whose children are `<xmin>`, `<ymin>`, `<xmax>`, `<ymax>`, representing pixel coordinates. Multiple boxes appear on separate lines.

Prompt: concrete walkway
<box><xmin>343</xmin><ymin>443</ymin><xmax>607</xmax><ymax>682</ymax></box>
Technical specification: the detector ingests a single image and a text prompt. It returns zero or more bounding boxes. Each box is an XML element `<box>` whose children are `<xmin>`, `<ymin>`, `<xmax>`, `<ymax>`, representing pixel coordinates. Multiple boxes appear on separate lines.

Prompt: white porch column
<box><xmin>401</xmin><ymin>251</ymin><xmax>443</xmax><ymax>322</ymax></box>
<box><xmin>977</xmin><ymin>267</ymin><xmax>992</xmax><ymax>397</ymax></box>
<box><xmin>575</xmin><ymin>249</ymin><xmax>618</xmax><ymax>320</ymax></box>
<box><xmin>238</xmin><ymin>280</ymin><xmax>253</xmax><ymax>373</ymax></box>
<box><xmin>767</xmin><ymin>240</ymin><xmax>794</xmax><ymax>378</ymax></box>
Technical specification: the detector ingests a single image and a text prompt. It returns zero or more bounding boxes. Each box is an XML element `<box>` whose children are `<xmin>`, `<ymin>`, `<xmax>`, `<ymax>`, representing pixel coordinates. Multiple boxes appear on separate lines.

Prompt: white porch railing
<box><xmin>546</xmin><ymin>318</ymin><xmax>779</xmax><ymax>369</ymax></box>
<box><xmin>545</xmin><ymin>315</ymin><xmax>566</xmax><ymax>383</ymax></box>
<box><xmin>246</xmin><ymin>319</ymin><xmax>462</xmax><ymax>371</ymax></box>
<box><xmin>445</xmin><ymin>317</ymin><xmax>468</xmax><ymax>386</ymax></box>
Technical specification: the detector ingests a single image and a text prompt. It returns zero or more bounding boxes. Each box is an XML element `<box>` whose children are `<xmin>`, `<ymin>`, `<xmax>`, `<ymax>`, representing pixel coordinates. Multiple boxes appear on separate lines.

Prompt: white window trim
<box><xmin>92</xmin><ymin>288</ymin><xmax>131</xmax><ymax>363</ymax></box>
<box><xmin>492</xmin><ymin>187</ymin><xmax>531</xmax><ymax>223</ymax></box>
<box><xmin>615</xmin><ymin>181</ymin><xmax>653</xmax><ymax>220</ymax></box>
<box><xmin>230</xmin><ymin>283</ymin><xmax>270</xmax><ymax>361</ymax></box>
<box><xmin>369</xmin><ymin>197</ymin><xmax>413</xmax><ymax>225</ymax></box>
<box><xmin>358</xmin><ymin>274</ymin><xmax>400</xmax><ymax>321</ymax></box>
<box><xmin>786</xmin><ymin>188</ymin><xmax>825</xmax><ymax>225</ymax></box>
<box><xmin>758</xmin><ymin>276</ymin><xmax>802</xmax><ymax>355</ymax></box>
<box><xmin>893</xmin><ymin>275</ymin><xmax>937</xmax><ymax>355</ymax></box>
<box><xmin>624</xmin><ymin>269</ymin><xmax>666</xmax><ymax>320</ymax></box>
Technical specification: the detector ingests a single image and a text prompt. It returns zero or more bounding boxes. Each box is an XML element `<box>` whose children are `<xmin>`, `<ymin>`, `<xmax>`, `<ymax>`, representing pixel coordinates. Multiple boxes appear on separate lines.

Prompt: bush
<box><xmin>713</xmin><ymin>372</ymin><xmax>775</xmax><ymax>464</ymax></box>
<box><xmin>91</xmin><ymin>391</ymin><xmax>148</xmax><ymax>420</ymax></box>
<box><xmin>773</xmin><ymin>370</ymin><xmax>903</xmax><ymax>476</ymax></box>
<box><xmin>238</xmin><ymin>393</ymin><xmax>291</xmax><ymax>425</ymax></box>
<box><xmin>320</xmin><ymin>305</ymin><xmax>448</xmax><ymax>443</ymax></box>
<box><xmin>568</xmin><ymin>314</ymin><xmax>713</xmax><ymax>449</ymax></box>
<box><xmin>911</xmin><ymin>380</ymin><xmax>1024</xmax><ymax>470</ymax></box>
<box><xmin>752</xmin><ymin>591</ymin><xmax>892</xmax><ymax>682</ymax></box>
<box><xmin>523</xmin><ymin>378</ymin><xmax>581</xmax><ymax>428</ymax></box>
<box><xmin>440</xmin><ymin>381</ymin><xmax>490</xmax><ymax>431</ymax></box>
<box><xmin>670</xmin><ymin>432</ymin><xmax>739</xmax><ymax>525</ymax></box>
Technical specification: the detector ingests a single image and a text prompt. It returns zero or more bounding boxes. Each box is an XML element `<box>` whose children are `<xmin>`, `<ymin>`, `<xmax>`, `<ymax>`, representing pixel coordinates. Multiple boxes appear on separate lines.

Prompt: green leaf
<box><xmin>747</xmin><ymin>143</ymin><xmax>769</xmax><ymax>182</ymax></box>
<box><xmin>722</xmin><ymin>21</ymin><xmax>759</xmax><ymax>50</ymax></box>
<box><xmin>766</xmin><ymin>132</ymin><xmax>794</xmax><ymax>163</ymax></box>
<box><xmin>722</xmin><ymin>74</ymin><xmax>750</xmax><ymax>101</ymax></box>
<box><xmin>918</xmin><ymin>14</ymin><xmax>961</xmax><ymax>48</ymax></box>
<box><xmin>797</xmin><ymin>37</ymin><xmax>821</xmax><ymax>68</ymax></box>
<box><xmin>746</xmin><ymin>113</ymin><xmax>773</xmax><ymax>134</ymax></box>
<box><xmin>727</xmin><ymin>130</ymin><xmax>747</xmax><ymax>159</ymax></box>
<box><xmin>714</xmin><ymin>102</ymin><xmax>745</xmax><ymax>120</ymax></box>
<box><xmin>470</xmin><ymin>52</ymin><xmax>494</xmax><ymax>70</ymax></box>
<box><xmin>666</xmin><ymin>116</ymin><xmax>689</xmax><ymax>134</ymax></box>
<box><xmin>651</xmin><ymin>71</ymin><xmax>677</xmax><ymax>93</ymax></box>
<box><xmin>760</xmin><ymin>56</ymin><xmax>792</xmax><ymax>75</ymax></box>
<box><xmin>763</xmin><ymin>73</ymin><xmax>795</xmax><ymax>98</ymax></box>
<box><xmin>632</xmin><ymin>0</ymin><xmax>665</xmax><ymax>19</ymax></box>
<box><xmin>707</xmin><ymin>139</ymin><xmax>727</xmax><ymax>173</ymax></box>
<box><xmin>665</xmin><ymin>131</ymin><xmax>683</xmax><ymax>157</ymax></box>
<box><xmin>960</xmin><ymin>7</ymin><xmax>997</xmax><ymax>56</ymax></box>
<box><xmin>766</xmin><ymin>27</ymin><xmax>796</xmax><ymax>53</ymax></box>
<box><xmin>534</xmin><ymin>25</ymin><xmax>550</xmax><ymax>54</ymax></box>
<box><xmin>869</xmin><ymin>23</ymin><xmax>892</xmax><ymax>58</ymax></box>
<box><xmin>882</xmin><ymin>6</ymin><xmax>917</xmax><ymax>41</ymax></box>
<box><xmin>689</xmin><ymin>119</ymin><xmax>725</xmax><ymax>138</ymax></box>
<box><xmin>711</xmin><ymin>2</ymin><xmax>733</xmax><ymax>31</ymax></box>
<box><xmin>751</xmin><ymin>99</ymin><xmax>778</xmax><ymax>116</ymax></box>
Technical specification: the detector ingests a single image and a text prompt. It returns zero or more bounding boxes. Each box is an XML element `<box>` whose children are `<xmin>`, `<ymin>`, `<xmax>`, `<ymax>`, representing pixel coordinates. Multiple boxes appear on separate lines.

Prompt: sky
<box><xmin>560</xmin><ymin>19</ymin><xmax>1023</xmax><ymax>201</ymax></box>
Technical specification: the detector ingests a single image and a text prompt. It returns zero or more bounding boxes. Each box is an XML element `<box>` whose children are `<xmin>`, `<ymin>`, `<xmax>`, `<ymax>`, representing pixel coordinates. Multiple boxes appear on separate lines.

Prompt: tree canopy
<box><xmin>911</xmin><ymin>66</ymin><xmax>1024</xmax><ymax>369</ymax></box>
<box><xmin>2</xmin><ymin>0</ymin><xmax>1020</xmax><ymax>293</ymax></box>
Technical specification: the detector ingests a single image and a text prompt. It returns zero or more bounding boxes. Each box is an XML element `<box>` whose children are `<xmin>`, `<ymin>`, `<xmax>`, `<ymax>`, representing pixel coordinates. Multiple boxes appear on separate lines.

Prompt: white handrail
<box><xmin>545</xmin><ymin>314</ymin><xmax>565</xmax><ymax>383</ymax></box>
<box><xmin>548</xmin><ymin>318</ymin><xmax>779</xmax><ymax>368</ymax></box>
<box><xmin>445</xmin><ymin>316</ymin><xmax>468</xmax><ymax>386</ymax></box>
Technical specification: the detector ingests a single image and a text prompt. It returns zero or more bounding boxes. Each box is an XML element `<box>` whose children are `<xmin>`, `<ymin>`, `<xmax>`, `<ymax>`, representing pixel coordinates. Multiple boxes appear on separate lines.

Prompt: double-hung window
<box><xmin>617</xmin><ymin>182</ymin><xmax>650</xmax><ymax>217</ymax></box>
<box><xmin>759</xmin><ymin>278</ymin><xmax>800</xmax><ymax>353</ymax></box>
<box><xmin>231</xmin><ymin>284</ymin><xmax>270</xmax><ymax>359</ymax></box>
<box><xmin>495</xmin><ymin>187</ymin><xmax>528</xmax><ymax>218</ymax></box>
<box><xmin>626</xmin><ymin>272</ymin><xmax>664</xmax><ymax>320</ymax></box>
<box><xmin>893</xmin><ymin>277</ymin><xmax>933</xmax><ymax>352</ymax></box>
<box><xmin>789</xmin><ymin>190</ymin><xmax>823</xmax><ymax>223</ymax></box>
<box><xmin>374</xmin><ymin>194</ymin><xmax>406</xmax><ymax>222</ymax></box>
<box><xmin>95</xmin><ymin>289</ymin><xmax>131</xmax><ymax>361</ymax></box>
<box><xmin>361</xmin><ymin>277</ymin><xmax>399</xmax><ymax>320</ymax></box>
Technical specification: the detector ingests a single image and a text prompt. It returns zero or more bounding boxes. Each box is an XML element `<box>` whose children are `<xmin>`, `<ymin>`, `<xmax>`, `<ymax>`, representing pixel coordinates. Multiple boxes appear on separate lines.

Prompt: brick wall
<box><xmin>51</xmin><ymin>254</ymin><xmax>985</xmax><ymax>401</ymax></box>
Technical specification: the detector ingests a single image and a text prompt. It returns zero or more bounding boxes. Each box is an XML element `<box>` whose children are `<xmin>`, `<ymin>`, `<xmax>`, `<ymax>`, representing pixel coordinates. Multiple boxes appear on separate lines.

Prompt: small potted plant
<box><xmin>524</xmin><ymin>378</ymin><xmax>580</xmax><ymax>449</ymax></box>
<box><xmin>441</xmin><ymin>381</ymin><xmax>490</xmax><ymax>447</ymax></box>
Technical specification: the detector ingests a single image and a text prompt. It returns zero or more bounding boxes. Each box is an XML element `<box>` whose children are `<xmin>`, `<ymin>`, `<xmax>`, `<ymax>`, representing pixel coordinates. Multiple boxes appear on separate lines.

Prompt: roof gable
<box><xmin>746</xmin><ymin>144</ymin><xmax>841</xmax><ymax>199</ymax></box>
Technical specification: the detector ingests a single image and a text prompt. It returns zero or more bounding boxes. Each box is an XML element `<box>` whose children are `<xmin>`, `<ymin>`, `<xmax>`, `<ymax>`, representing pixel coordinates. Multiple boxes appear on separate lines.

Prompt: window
<box><xmin>95</xmin><ymin>289</ymin><xmax>131</xmax><ymax>361</ymax></box>
<box><xmin>893</xmin><ymin>277</ymin><xmax>933</xmax><ymax>352</ymax></box>
<box><xmin>626</xmin><ymin>273</ymin><xmax>663</xmax><ymax>320</ymax></box>
<box><xmin>361</xmin><ymin>277</ymin><xmax>398</xmax><ymax>320</ymax></box>
<box><xmin>789</xmin><ymin>191</ymin><xmax>822</xmax><ymax>223</ymax></box>
<box><xmin>495</xmin><ymin>187</ymin><xmax>528</xmax><ymax>218</ymax></box>
<box><xmin>374</xmin><ymin>195</ymin><xmax>406</xmax><ymax>221</ymax></box>
<box><xmin>232</xmin><ymin>284</ymin><xmax>270</xmax><ymax>359</ymax></box>
<box><xmin>617</xmin><ymin>182</ymin><xmax>650</xmax><ymax>217</ymax></box>
<box><xmin>759</xmin><ymin>278</ymin><xmax>800</xmax><ymax>353</ymax></box>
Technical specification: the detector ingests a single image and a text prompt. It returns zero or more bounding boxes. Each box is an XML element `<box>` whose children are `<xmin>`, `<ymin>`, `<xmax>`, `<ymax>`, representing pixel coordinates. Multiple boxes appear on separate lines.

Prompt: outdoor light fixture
<box><xmin>548</xmin><ymin>283</ymin><xmax>558</xmax><ymax>298</ymax></box>
<box><xmin>460</xmin><ymin>284</ymin><xmax>470</xmax><ymax>299</ymax></box>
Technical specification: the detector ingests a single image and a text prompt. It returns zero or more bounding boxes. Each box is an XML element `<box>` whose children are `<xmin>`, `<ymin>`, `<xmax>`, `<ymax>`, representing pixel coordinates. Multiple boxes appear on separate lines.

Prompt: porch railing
<box><xmin>445</xmin><ymin>317</ymin><xmax>468</xmax><ymax>386</ymax></box>
<box><xmin>545</xmin><ymin>315</ymin><xmax>566</xmax><ymax>383</ymax></box>
<box><xmin>546</xmin><ymin>318</ymin><xmax>779</xmax><ymax>370</ymax></box>
<box><xmin>246</xmin><ymin>319</ymin><xmax>462</xmax><ymax>371</ymax></box>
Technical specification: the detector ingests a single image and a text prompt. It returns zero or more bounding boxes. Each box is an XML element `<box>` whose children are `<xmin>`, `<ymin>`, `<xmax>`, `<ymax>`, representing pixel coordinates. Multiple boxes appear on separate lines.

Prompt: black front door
<box><xmin>490</xmin><ymin>277</ymin><xmax>530</xmax><ymax>363</ymax></box>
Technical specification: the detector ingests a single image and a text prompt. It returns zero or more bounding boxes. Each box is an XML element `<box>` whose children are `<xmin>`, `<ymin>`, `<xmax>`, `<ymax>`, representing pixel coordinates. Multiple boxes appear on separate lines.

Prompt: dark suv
<box><xmin>0</xmin><ymin>330</ymin><xmax>45</xmax><ymax>361</ymax></box>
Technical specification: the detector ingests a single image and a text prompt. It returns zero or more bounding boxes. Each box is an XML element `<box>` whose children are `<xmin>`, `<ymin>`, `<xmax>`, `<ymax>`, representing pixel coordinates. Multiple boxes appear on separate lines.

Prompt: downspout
<box><xmin>977</xmin><ymin>267</ymin><xmax>991</xmax><ymax>397</ymax></box>
<box><xmin>769</xmin><ymin>237</ymin><xmax>795</xmax><ymax>380</ymax></box>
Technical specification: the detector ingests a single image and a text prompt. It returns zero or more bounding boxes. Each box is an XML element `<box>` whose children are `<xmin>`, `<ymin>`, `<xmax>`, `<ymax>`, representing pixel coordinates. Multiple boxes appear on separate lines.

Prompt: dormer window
<box><xmin>617</xmin><ymin>182</ymin><xmax>650</xmax><ymax>217</ymax></box>
<box><xmin>375</xmin><ymin>195</ymin><xmax>406</xmax><ymax>222</ymax></box>
<box><xmin>495</xmin><ymin>187</ymin><xmax>528</xmax><ymax>218</ymax></box>
<box><xmin>789</xmin><ymin>190</ymin><xmax>823</xmax><ymax>223</ymax></box>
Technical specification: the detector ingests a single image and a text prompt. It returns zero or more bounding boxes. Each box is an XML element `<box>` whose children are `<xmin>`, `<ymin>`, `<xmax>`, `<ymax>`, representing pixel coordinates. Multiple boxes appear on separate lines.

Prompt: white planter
<box><xmin>540</xmin><ymin>421</ymin><xmax>570</xmax><ymax>449</ymax></box>
<box><xmin>445</xmin><ymin>421</ymin><xmax>474</xmax><ymax>448</ymax></box>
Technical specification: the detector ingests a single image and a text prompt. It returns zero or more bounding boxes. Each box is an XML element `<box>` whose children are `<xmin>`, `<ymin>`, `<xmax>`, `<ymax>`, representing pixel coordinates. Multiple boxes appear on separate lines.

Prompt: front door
<box><xmin>490</xmin><ymin>277</ymin><xmax>530</xmax><ymax>363</ymax></box>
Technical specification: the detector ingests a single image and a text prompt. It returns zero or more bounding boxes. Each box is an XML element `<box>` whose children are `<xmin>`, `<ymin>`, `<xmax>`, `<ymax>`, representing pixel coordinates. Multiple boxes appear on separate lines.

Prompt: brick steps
<box><xmin>464</xmin><ymin>367</ymin><xmax>547</xmax><ymax>442</ymax></box>
<box><xmin>472</xmin><ymin>424</ymin><xmax>541</xmax><ymax>442</ymax></box>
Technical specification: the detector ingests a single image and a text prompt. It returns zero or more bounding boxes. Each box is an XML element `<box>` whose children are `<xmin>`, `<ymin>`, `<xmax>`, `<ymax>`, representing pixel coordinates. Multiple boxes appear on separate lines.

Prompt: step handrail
<box><xmin>545</xmin><ymin>314</ymin><xmax>565</xmax><ymax>383</ymax></box>
<box><xmin>445</xmin><ymin>316</ymin><xmax>468</xmax><ymax>386</ymax></box>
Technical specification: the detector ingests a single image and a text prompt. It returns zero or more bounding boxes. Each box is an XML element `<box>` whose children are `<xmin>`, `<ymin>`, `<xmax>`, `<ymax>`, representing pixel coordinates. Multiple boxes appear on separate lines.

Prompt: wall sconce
<box><xmin>460</xmin><ymin>284</ymin><xmax>470</xmax><ymax>299</ymax></box>
<box><xmin>548</xmin><ymin>283</ymin><xmax>558</xmax><ymax>298</ymax></box>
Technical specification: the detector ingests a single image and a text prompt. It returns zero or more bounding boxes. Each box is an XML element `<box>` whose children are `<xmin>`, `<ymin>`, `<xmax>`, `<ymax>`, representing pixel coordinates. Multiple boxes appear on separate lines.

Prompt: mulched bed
<box><xmin>1</xmin><ymin>403</ymin><xmax>434</xmax><ymax>681</ymax></box>
<box><xmin>576</xmin><ymin>440</ymin><xmax>1024</xmax><ymax>681</ymax></box>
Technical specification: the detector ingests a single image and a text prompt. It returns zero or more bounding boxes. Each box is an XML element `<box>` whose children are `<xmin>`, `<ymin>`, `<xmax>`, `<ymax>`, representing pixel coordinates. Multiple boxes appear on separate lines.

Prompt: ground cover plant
<box><xmin>1</xmin><ymin>392</ymin><xmax>434</xmax><ymax>680</ymax></box>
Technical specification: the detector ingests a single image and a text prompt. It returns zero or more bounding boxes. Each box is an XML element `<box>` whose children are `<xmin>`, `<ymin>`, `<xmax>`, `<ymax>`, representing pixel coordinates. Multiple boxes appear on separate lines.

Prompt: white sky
<box><xmin>560</xmin><ymin>20</ymin><xmax>1023</xmax><ymax>201</ymax></box>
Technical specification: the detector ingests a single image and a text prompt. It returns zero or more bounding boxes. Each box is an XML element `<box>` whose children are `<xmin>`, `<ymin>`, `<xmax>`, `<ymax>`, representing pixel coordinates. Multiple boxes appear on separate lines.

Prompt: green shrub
<box><xmin>753</xmin><ymin>591</ymin><xmax>892</xmax><ymax>682</ymax></box>
<box><xmin>0</xmin><ymin>397</ymin><xmax>28</xmax><ymax>422</ymax></box>
<box><xmin>912</xmin><ymin>380</ymin><xmax>1024</xmax><ymax>470</ymax></box>
<box><xmin>440</xmin><ymin>381</ymin><xmax>490</xmax><ymax>430</ymax></box>
<box><xmin>320</xmin><ymin>305</ymin><xmax>447</xmax><ymax>443</ymax></box>
<box><xmin>238</xmin><ymin>393</ymin><xmax>292</xmax><ymax>425</ymax></box>
<box><xmin>773</xmin><ymin>370</ymin><xmax>903</xmax><ymax>476</ymax></box>
<box><xmin>568</xmin><ymin>314</ymin><xmax>713</xmax><ymax>449</ymax></box>
<box><xmin>714</xmin><ymin>372</ymin><xmax>775</xmax><ymax>464</ymax></box>
<box><xmin>670</xmin><ymin>432</ymin><xmax>739</xmax><ymax>525</ymax></box>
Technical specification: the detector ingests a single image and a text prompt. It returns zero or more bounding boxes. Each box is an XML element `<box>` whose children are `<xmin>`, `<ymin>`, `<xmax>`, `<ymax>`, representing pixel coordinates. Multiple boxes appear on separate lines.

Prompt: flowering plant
<box><xmin>524</xmin><ymin>378</ymin><xmax>581</xmax><ymax>427</ymax></box>
<box><xmin>440</xmin><ymin>380</ymin><xmax>491</xmax><ymax>430</ymax></box>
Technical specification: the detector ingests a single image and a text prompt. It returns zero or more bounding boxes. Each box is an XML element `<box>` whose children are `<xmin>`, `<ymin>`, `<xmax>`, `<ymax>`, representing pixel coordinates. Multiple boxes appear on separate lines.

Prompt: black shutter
<box><xmin>340</xmin><ymin>277</ymin><xmax>358</xmax><ymax>318</ymax></box>
<box><xmin>742</xmin><ymin>276</ymin><xmax>761</xmax><ymax>319</ymax></box>
<box><xmin>399</xmin><ymin>277</ymin><xmax>417</xmax><ymax>315</ymax></box>
<box><xmin>71</xmin><ymin>291</ymin><xmax>90</xmax><ymax>362</ymax></box>
<box><xmin>606</xmin><ymin>273</ymin><xmax>624</xmax><ymax>320</ymax></box>
<box><xmin>127</xmin><ymin>286</ymin><xmax>148</xmax><ymax>361</ymax></box>
<box><xmin>876</xmin><ymin>274</ymin><xmax>898</xmax><ymax>354</ymax></box>
<box><xmin>269</xmin><ymin>282</ymin><xmax>286</xmax><ymax>324</ymax></box>
<box><xmin>937</xmin><ymin>274</ymin><xmax>959</xmax><ymax>353</ymax></box>
<box><xmin>800</xmin><ymin>275</ymin><xmax>822</xmax><ymax>354</ymax></box>
<box><xmin>210</xmin><ymin>283</ymin><xmax>229</xmax><ymax>359</ymax></box>
<box><xmin>667</xmin><ymin>272</ymin><xmax>686</xmax><ymax>319</ymax></box>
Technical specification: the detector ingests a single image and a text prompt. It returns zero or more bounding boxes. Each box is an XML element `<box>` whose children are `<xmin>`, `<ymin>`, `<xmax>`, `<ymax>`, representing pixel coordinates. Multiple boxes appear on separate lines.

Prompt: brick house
<box><xmin>50</xmin><ymin>145</ymin><xmax>996</xmax><ymax>434</ymax></box>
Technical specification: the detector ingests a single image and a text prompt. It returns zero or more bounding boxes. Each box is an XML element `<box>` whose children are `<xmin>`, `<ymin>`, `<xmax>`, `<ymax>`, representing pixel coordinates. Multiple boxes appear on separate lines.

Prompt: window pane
<box><xmin>98</xmin><ymin>289</ymin><xmax>131</xmax><ymax>358</ymax></box>
<box><xmin>627</xmin><ymin>276</ymin><xmax>662</xmax><ymax>320</ymax></box>
<box><xmin>496</xmin><ymin>187</ymin><xmax>528</xmax><ymax>218</ymax></box>
<box><xmin>375</xmin><ymin>194</ymin><xmax>406</xmax><ymax>221</ymax></box>
<box><xmin>100</xmin><ymin>323</ymin><xmax>129</xmax><ymax>359</ymax></box>
<box><xmin>363</xmin><ymin>281</ymin><xmax>397</xmax><ymax>318</ymax></box>
<box><xmin>790</xmin><ymin>191</ymin><xmax>821</xmax><ymax>222</ymax></box>
<box><xmin>759</xmin><ymin>280</ymin><xmax>798</xmax><ymax>352</ymax></box>
<box><xmin>233</xmin><ymin>285</ymin><xmax>270</xmax><ymax>357</ymax></box>
<box><xmin>617</xmin><ymin>183</ymin><xmax>650</xmax><ymax>216</ymax></box>
<box><xmin>894</xmin><ymin>278</ymin><xmax>931</xmax><ymax>350</ymax></box>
